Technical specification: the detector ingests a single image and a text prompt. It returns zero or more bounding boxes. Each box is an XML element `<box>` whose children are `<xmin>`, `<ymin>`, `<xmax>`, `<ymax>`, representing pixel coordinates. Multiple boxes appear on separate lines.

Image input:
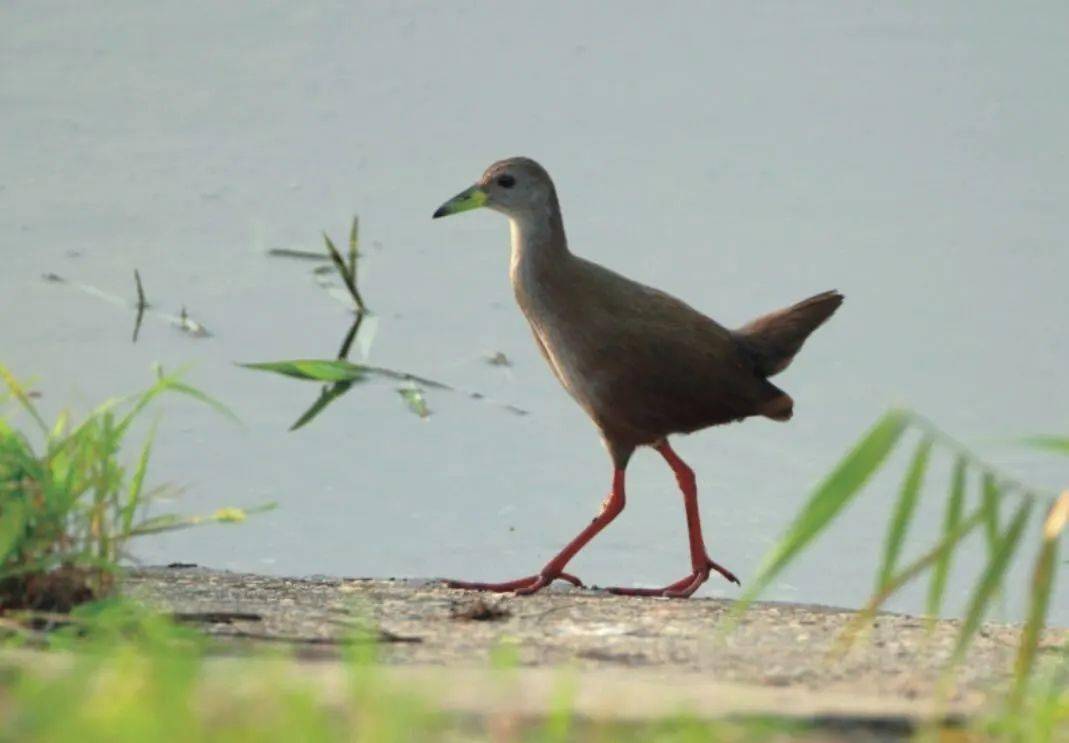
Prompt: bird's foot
<box><xmin>444</xmin><ymin>571</ymin><xmax>584</xmax><ymax>595</ymax></box>
<box><xmin>604</xmin><ymin>558</ymin><xmax>739</xmax><ymax>599</ymax></box>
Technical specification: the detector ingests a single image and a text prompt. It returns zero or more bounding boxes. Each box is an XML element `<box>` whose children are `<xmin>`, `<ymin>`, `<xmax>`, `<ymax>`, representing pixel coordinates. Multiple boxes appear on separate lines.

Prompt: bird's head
<box><xmin>433</xmin><ymin>157</ymin><xmax>557</xmax><ymax>221</ymax></box>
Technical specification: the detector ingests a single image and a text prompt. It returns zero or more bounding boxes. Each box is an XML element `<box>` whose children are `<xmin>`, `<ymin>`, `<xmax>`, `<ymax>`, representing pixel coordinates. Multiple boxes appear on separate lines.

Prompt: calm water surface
<box><xmin>3</xmin><ymin>2</ymin><xmax>1068</xmax><ymax>620</ymax></box>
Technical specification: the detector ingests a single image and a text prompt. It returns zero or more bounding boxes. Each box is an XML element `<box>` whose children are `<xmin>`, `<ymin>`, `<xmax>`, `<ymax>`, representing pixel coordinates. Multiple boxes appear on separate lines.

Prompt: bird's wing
<box><xmin>564</xmin><ymin>261</ymin><xmax>776</xmax><ymax>438</ymax></box>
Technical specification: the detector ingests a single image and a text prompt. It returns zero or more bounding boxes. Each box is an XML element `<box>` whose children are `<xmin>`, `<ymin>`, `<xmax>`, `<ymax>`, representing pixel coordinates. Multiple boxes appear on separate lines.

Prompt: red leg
<box><xmin>446</xmin><ymin>469</ymin><xmax>627</xmax><ymax>595</ymax></box>
<box><xmin>607</xmin><ymin>441</ymin><xmax>738</xmax><ymax>598</ymax></box>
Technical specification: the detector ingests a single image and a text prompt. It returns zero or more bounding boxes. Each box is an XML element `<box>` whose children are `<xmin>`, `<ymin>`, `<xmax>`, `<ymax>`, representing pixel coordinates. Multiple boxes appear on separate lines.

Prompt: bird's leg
<box><xmin>607</xmin><ymin>441</ymin><xmax>739</xmax><ymax>598</ymax></box>
<box><xmin>445</xmin><ymin>469</ymin><xmax>626</xmax><ymax>595</ymax></box>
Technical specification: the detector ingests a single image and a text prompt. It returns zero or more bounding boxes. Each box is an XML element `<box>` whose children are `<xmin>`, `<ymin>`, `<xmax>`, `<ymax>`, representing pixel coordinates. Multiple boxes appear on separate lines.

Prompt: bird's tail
<box><xmin>735</xmin><ymin>290</ymin><xmax>844</xmax><ymax>377</ymax></box>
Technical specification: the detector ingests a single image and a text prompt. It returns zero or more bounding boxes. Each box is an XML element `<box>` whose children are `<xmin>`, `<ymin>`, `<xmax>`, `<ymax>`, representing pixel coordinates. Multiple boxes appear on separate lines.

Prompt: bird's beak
<box><xmin>432</xmin><ymin>185</ymin><xmax>488</xmax><ymax>219</ymax></box>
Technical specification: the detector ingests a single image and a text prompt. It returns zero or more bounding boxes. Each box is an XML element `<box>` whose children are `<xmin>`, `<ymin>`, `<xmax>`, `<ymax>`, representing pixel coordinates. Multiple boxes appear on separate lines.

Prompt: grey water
<box><xmin>3</xmin><ymin>2</ymin><xmax>1068</xmax><ymax>621</ymax></box>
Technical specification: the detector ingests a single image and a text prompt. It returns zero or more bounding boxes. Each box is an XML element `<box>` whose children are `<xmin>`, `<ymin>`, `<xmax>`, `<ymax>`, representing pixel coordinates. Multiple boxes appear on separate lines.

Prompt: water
<box><xmin>3</xmin><ymin>2</ymin><xmax>1068</xmax><ymax>620</ymax></box>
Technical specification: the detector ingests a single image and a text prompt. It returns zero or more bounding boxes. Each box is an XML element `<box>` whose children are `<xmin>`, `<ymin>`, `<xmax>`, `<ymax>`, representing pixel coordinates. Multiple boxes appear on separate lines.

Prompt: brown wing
<box><xmin>568</xmin><ymin>274</ymin><xmax>783</xmax><ymax>443</ymax></box>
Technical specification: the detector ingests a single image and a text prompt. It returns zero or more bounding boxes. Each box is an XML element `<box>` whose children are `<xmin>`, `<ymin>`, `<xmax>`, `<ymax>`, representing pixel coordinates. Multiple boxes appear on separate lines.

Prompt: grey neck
<box><xmin>507</xmin><ymin>197</ymin><xmax>570</xmax><ymax>285</ymax></box>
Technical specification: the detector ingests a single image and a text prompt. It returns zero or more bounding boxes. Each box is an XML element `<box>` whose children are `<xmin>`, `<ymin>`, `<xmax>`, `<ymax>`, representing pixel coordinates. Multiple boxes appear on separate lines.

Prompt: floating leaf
<box><xmin>266</xmin><ymin>248</ymin><xmax>331</xmax><ymax>261</ymax></box>
<box><xmin>240</xmin><ymin>359</ymin><xmax>368</xmax><ymax>383</ymax></box>
<box><xmin>876</xmin><ymin>436</ymin><xmax>932</xmax><ymax>591</ymax></box>
<box><xmin>175</xmin><ymin>307</ymin><xmax>211</xmax><ymax>337</ymax></box>
<box><xmin>732</xmin><ymin>409</ymin><xmax>909</xmax><ymax>617</ymax></box>
<box><xmin>397</xmin><ymin>387</ymin><xmax>430</xmax><ymax>418</ymax></box>
<box><xmin>927</xmin><ymin>456</ymin><xmax>967</xmax><ymax>619</ymax></box>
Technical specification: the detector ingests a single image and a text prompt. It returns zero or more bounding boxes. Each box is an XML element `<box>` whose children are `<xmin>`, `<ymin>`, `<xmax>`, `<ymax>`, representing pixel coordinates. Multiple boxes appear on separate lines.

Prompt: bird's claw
<box><xmin>444</xmin><ymin>571</ymin><xmax>584</xmax><ymax>595</ymax></box>
<box><xmin>603</xmin><ymin>558</ymin><xmax>739</xmax><ymax>599</ymax></box>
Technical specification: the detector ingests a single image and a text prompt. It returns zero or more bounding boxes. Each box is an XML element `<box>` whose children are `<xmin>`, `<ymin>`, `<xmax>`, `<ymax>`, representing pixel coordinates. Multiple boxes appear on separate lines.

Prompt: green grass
<box><xmin>0</xmin><ymin>364</ymin><xmax>267</xmax><ymax>611</ymax></box>
<box><xmin>727</xmin><ymin>408</ymin><xmax>1069</xmax><ymax>704</ymax></box>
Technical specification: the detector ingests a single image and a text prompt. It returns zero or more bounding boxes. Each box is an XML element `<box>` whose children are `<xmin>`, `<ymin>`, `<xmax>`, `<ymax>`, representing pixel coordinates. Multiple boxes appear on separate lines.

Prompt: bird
<box><xmin>432</xmin><ymin>157</ymin><xmax>843</xmax><ymax>598</ymax></box>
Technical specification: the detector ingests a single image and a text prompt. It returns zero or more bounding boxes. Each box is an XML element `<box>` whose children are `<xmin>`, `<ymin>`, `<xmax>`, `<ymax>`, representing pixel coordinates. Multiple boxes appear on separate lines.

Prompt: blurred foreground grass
<box><xmin>1</xmin><ymin>596</ymin><xmax>1068</xmax><ymax>742</ymax></box>
<box><xmin>0</xmin><ymin>599</ymin><xmax>811</xmax><ymax>743</ymax></box>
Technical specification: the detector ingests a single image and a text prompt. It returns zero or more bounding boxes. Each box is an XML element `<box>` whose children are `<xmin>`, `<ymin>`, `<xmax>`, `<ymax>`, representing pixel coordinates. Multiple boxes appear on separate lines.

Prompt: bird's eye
<box><xmin>496</xmin><ymin>174</ymin><xmax>516</xmax><ymax>189</ymax></box>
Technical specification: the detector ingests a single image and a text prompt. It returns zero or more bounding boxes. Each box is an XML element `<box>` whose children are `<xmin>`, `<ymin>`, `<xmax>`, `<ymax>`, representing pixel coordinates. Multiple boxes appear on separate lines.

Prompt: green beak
<box><xmin>432</xmin><ymin>185</ymin><xmax>488</xmax><ymax>219</ymax></box>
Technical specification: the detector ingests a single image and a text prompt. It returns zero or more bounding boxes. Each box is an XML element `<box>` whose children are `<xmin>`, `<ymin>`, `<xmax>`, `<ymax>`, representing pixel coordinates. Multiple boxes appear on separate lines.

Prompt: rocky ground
<box><xmin>117</xmin><ymin>565</ymin><xmax>1066</xmax><ymax>736</ymax></box>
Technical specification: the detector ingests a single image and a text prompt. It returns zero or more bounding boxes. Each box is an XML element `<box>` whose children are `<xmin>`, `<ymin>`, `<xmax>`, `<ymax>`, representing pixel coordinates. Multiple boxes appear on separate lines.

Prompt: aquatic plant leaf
<box><xmin>732</xmin><ymin>409</ymin><xmax>908</xmax><ymax>616</ymax></box>
<box><xmin>240</xmin><ymin>360</ymin><xmax>368</xmax><ymax>383</ymax></box>
<box><xmin>397</xmin><ymin>387</ymin><xmax>430</xmax><ymax>418</ymax></box>
<box><xmin>1013</xmin><ymin>491</ymin><xmax>1069</xmax><ymax>703</ymax></box>
<box><xmin>336</xmin><ymin>315</ymin><xmax>362</xmax><ymax>360</ymax></box>
<box><xmin>952</xmin><ymin>498</ymin><xmax>1033</xmax><ymax>663</ymax></box>
<box><xmin>324</xmin><ymin>231</ymin><xmax>366</xmax><ymax>310</ymax></box>
<box><xmin>266</xmin><ymin>248</ymin><xmax>331</xmax><ymax>261</ymax></box>
<box><xmin>876</xmin><ymin>436</ymin><xmax>932</xmax><ymax>591</ymax></box>
<box><xmin>290</xmin><ymin>382</ymin><xmax>355</xmax><ymax>431</ymax></box>
<box><xmin>355</xmin><ymin>314</ymin><xmax>379</xmax><ymax>360</ymax></box>
<box><xmin>1020</xmin><ymin>435</ymin><xmax>1069</xmax><ymax>456</ymax></box>
<box><xmin>926</xmin><ymin>456</ymin><xmax>967</xmax><ymax>619</ymax></box>
<box><xmin>348</xmin><ymin>215</ymin><xmax>360</xmax><ymax>276</ymax></box>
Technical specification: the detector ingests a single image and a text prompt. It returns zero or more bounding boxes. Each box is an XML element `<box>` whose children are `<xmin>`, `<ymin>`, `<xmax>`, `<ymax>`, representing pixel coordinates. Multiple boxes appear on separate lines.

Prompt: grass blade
<box><xmin>165</xmin><ymin>381</ymin><xmax>241</xmax><ymax>426</ymax></box>
<box><xmin>926</xmin><ymin>456</ymin><xmax>967</xmax><ymax>618</ymax></box>
<box><xmin>129</xmin><ymin>503</ymin><xmax>274</xmax><ymax>537</ymax></box>
<box><xmin>240</xmin><ymin>360</ymin><xmax>368</xmax><ymax>383</ymax></box>
<box><xmin>1012</xmin><ymin>491</ymin><xmax>1069</xmax><ymax>704</ymax></box>
<box><xmin>1019</xmin><ymin>436</ymin><xmax>1069</xmax><ymax>456</ymax></box>
<box><xmin>0</xmin><ymin>365</ymin><xmax>49</xmax><ymax>435</ymax></box>
<box><xmin>838</xmin><ymin>506</ymin><xmax>985</xmax><ymax>651</ymax></box>
<box><xmin>0</xmin><ymin>499</ymin><xmax>28</xmax><ymax>563</ymax></box>
<box><xmin>876</xmin><ymin>436</ymin><xmax>932</xmax><ymax>591</ymax></box>
<box><xmin>122</xmin><ymin>420</ymin><xmax>157</xmax><ymax>534</ymax></box>
<box><xmin>952</xmin><ymin>497</ymin><xmax>1033</xmax><ymax>663</ymax></box>
<box><xmin>731</xmin><ymin>409</ymin><xmax>908</xmax><ymax>616</ymax></box>
<box><xmin>981</xmin><ymin>473</ymin><xmax>1001</xmax><ymax>556</ymax></box>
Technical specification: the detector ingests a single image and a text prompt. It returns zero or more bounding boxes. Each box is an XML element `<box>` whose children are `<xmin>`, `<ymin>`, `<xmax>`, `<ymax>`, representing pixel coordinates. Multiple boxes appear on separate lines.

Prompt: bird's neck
<box><xmin>507</xmin><ymin>202</ymin><xmax>570</xmax><ymax>288</ymax></box>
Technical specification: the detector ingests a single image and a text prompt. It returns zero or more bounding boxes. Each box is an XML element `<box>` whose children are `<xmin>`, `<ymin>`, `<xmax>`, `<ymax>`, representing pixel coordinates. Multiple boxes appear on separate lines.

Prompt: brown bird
<box><xmin>433</xmin><ymin>157</ymin><xmax>842</xmax><ymax>598</ymax></box>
